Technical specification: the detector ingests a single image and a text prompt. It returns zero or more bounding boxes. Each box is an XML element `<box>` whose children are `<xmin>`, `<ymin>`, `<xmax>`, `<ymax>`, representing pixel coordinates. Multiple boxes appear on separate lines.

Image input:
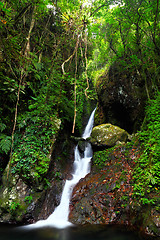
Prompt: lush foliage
<box><xmin>133</xmin><ymin>92</ymin><xmax>160</xmax><ymax>206</ymax></box>
<box><xmin>88</xmin><ymin>0</ymin><xmax>160</xmax><ymax>96</ymax></box>
<box><xmin>0</xmin><ymin>0</ymin><xmax>99</xmax><ymax>183</ymax></box>
<box><xmin>1</xmin><ymin>0</ymin><xmax>159</xmax><ymax>149</ymax></box>
<box><xmin>11</xmin><ymin>113</ymin><xmax>60</xmax><ymax>186</ymax></box>
<box><xmin>93</xmin><ymin>146</ymin><xmax>117</xmax><ymax>168</ymax></box>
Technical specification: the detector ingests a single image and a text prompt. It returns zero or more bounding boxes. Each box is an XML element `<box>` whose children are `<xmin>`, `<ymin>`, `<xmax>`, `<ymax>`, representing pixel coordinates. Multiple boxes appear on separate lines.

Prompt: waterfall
<box><xmin>26</xmin><ymin>108</ymin><xmax>96</xmax><ymax>229</ymax></box>
<box><xmin>82</xmin><ymin>108</ymin><xmax>96</xmax><ymax>139</ymax></box>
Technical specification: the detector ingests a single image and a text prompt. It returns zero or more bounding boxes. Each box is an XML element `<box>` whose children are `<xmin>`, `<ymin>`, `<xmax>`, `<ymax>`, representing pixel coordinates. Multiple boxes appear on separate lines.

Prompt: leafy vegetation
<box><xmin>88</xmin><ymin>0</ymin><xmax>160</xmax><ymax>97</ymax></box>
<box><xmin>0</xmin><ymin>0</ymin><xmax>160</xmax><ymax>224</ymax></box>
<box><xmin>1</xmin><ymin>0</ymin><xmax>160</xmax><ymax>154</ymax></box>
<box><xmin>133</xmin><ymin>92</ymin><xmax>160</xmax><ymax>206</ymax></box>
<box><xmin>9</xmin><ymin>94</ymin><xmax>62</xmax><ymax>186</ymax></box>
<box><xmin>0</xmin><ymin>0</ymin><xmax>97</xmax><ymax>181</ymax></box>
<box><xmin>93</xmin><ymin>146</ymin><xmax>116</xmax><ymax>168</ymax></box>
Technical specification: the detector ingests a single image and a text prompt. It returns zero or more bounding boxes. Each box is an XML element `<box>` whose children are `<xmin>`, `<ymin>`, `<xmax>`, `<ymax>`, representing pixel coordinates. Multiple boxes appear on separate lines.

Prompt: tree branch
<box><xmin>61</xmin><ymin>37</ymin><xmax>79</xmax><ymax>75</ymax></box>
<box><xmin>90</xmin><ymin>3</ymin><xmax>107</xmax><ymax>17</ymax></box>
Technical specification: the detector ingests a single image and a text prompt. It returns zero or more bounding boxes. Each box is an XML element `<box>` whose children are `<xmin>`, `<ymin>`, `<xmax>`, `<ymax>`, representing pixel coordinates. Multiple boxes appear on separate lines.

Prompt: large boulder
<box><xmin>90</xmin><ymin>124</ymin><xmax>128</xmax><ymax>147</ymax></box>
<box><xmin>96</xmin><ymin>61</ymin><xmax>147</xmax><ymax>133</ymax></box>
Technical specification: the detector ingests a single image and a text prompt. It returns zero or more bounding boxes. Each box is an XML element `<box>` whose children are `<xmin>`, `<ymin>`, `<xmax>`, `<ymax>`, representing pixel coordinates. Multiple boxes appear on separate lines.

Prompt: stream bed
<box><xmin>0</xmin><ymin>224</ymin><xmax>159</xmax><ymax>240</ymax></box>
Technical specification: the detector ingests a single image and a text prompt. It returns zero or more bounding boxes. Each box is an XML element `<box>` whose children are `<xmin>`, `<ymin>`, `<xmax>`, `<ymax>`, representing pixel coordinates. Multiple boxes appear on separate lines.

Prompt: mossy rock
<box><xmin>90</xmin><ymin>124</ymin><xmax>128</xmax><ymax>147</ymax></box>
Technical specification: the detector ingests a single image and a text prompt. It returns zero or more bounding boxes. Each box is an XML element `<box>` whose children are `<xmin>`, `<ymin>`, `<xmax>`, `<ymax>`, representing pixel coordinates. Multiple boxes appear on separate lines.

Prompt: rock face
<box><xmin>69</xmin><ymin>145</ymin><xmax>135</xmax><ymax>225</ymax></box>
<box><xmin>96</xmin><ymin>61</ymin><xmax>147</xmax><ymax>133</ymax></box>
<box><xmin>90</xmin><ymin>124</ymin><xmax>128</xmax><ymax>147</ymax></box>
<box><xmin>69</xmin><ymin>144</ymin><xmax>160</xmax><ymax>237</ymax></box>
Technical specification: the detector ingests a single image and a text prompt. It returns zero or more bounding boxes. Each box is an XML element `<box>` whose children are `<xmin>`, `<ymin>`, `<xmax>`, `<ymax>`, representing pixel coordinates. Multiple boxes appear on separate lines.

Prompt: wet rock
<box><xmin>78</xmin><ymin>140</ymin><xmax>91</xmax><ymax>154</ymax></box>
<box><xmin>69</xmin><ymin>144</ymin><xmax>160</xmax><ymax>237</ymax></box>
<box><xmin>78</xmin><ymin>141</ymin><xmax>87</xmax><ymax>153</ymax></box>
<box><xmin>70</xmin><ymin>136</ymin><xmax>86</xmax><ymax>142</ymax></box>
<box><xmin>90</xmin><ymin>124</ymin><xmax>128</xmax><ymax>147</ymax></box>
<box><xmin>0</xmin><ymin>175</ymin><xmax>32</xmax><ymax>223</ymax></box>
<box><xmin>151</xmin><ymin>210</ymin><xmax>160</xmax><ymax>228</ymax></box>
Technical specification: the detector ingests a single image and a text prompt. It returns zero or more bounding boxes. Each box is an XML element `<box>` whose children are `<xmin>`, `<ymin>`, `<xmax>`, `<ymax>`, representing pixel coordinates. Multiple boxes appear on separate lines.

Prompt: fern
<box><xmin>0</xmin><ymin>134</ymin><xmax>12</xmax><ymax>154</ymax></box>
<box><xmin>0</xmin><ymin>122</ymin><xmax>6</xmax><ymax>132</ymax></box>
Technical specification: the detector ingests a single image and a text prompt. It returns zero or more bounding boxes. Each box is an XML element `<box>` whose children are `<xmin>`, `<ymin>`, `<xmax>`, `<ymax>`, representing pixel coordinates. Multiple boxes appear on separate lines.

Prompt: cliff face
<box><xmin>95</xmin><ymin>61</ymin><xmax>147</xmax><ymax>133</ymax></box>
<box><xmin>69</xmin><ymin>140</ymin><xmax>160</xmax><ymax>237</ymax></box>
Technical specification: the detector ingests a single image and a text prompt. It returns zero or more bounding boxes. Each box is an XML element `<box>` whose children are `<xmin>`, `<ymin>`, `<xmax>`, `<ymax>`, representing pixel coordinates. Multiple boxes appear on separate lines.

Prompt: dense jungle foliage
<box><xmin>0</xmin><ymin>0</ymin><xmax>160</xmax><ymax>202</ymax></box>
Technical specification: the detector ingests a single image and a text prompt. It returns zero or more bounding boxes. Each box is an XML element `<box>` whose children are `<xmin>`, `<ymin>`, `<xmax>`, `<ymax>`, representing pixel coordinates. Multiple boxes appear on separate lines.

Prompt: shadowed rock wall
<box><xmin>96</xmin><ymin>61</ymin><xmax>147</xmax><ymax>133</ymax></box>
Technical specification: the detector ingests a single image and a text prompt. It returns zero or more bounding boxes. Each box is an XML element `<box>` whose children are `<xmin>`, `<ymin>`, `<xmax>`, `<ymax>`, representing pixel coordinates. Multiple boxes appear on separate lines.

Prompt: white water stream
<box><xmin>82</xmin><ymin>108</ymin><xmax>96</xmax><ymax>139</ymax></box>
<box><xmin>25</xmin><ymin>108</ymin><xmax>96</xmax><ymax>229</ymax></box>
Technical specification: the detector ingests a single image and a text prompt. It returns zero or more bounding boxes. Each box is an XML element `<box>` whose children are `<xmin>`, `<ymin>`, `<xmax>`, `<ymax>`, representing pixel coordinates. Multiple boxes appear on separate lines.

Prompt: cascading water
<box><xmin>26</xmin><ymin>108</ymin><xmax>96</xmax><ymax>229</ymax></box>
<box><xmin>82</xmin><ymin>108</ymin><xmax>96</xmax><ymax>139</ymax></box>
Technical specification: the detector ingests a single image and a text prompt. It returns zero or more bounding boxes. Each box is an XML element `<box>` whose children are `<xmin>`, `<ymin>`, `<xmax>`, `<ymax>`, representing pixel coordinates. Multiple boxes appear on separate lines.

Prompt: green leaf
<box><xmin>34</xmin><ymin>62</ymin><xmax>42</xmax><ymax>70</ymax></box>
<box><xmin>0</xmin><ymin>123</ymin><xmax>6</xmax><ymax>132</ymax></box>
<box><xmin>0</xmin><ymin>135</ymin><xmax>12</xmax><ymax>154</ymax></box>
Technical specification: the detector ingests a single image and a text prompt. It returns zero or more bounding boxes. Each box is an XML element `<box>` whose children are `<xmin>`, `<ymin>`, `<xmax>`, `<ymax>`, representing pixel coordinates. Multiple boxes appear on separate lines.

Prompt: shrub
<box><xmin>133</xmin><ymin>92</ymin><xmax>160</xmax><ymax>206</ymax></box>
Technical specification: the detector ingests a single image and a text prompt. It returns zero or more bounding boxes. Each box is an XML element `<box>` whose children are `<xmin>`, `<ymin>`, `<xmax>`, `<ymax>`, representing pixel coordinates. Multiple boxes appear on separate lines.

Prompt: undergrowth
<box><xmin>10</xmin><ymin>110</ymin><xmax>60</xmax><ymax>187</ymax></box>
<box><xmin>133</xmin><ymin>92</ymin><xmax>160</xmax><ymax>206</ymax></box>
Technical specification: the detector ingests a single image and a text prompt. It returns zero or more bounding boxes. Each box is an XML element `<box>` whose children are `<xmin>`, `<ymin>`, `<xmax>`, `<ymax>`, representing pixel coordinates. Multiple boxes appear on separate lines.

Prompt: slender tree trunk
<box><xmin>7</xmin><ymin>70</ymin><xmax>25</xmax><ymax>178</ymax></box>
<box><xmin>72</xmin><ymin>37</ymin><xmax>79</xmax><ymax>134</ymax></box>
<box><xmin>7</xmin><ymin>7</ymin><xmax>36</xmax><ymax>179</ymax></box>
<box><xmin>84</xmin><ymin>29</ymin><xmax>89</xmax><ymax>98</ymax></box>
<box><xmin>24</xmin><ymin>6</ymin><xmax>36</xmax><ymax>57</ymax></box>
<box><xmin>72</xmin><ymin>79</ymin><xmax>77</xmax><ymax>134</ymax></box>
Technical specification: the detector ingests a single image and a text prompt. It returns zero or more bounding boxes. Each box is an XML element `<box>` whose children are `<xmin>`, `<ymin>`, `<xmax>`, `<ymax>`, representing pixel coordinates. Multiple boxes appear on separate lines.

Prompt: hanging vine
<box><xmin>72</xmin><ymin>36</ymin><xmax>79</xmax><ymax>134</ymax></box>
<box><xmin>84</xmin><ymin>29</ymin><xmax>89</xmax><ymax>98</ymax></box>
<box><xmin>60</xmin><ymin>10</ymin><xmax>90</xmax><ymax>133</ymax></box>
<box><xmin>7</xmin><ymin>6</ymin><xmax>36</xmax><ymax>179</ymax></box>
<box><xmin>7</xmin><ymin>70</ymin><xmax>26</xmax><ymax>178</ymax></box>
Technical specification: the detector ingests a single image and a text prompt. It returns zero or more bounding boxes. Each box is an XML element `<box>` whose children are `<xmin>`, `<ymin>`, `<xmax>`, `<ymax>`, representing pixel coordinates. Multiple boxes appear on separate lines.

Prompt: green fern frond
<box><xmin>0</xmin><ymin>123</ymin><xmax>6</xmax><ymax>132</ymax></box>
<box><xmin>0</xmin><ymin>135</ymin><xmax>12</xmax><ymax>154</ymax></box>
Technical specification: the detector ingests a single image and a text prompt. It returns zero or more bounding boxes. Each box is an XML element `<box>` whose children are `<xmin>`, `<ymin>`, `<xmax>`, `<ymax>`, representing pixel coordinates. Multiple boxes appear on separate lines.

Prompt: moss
<box><xmin>0</xmin><ymin>194</ymin><xmax>28</xmax><ymax>222</ymax></box>
<box><xmin>91</xmin><ymin>124</ymin><xmax>128</xmax><ymax>147</ymax></box>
